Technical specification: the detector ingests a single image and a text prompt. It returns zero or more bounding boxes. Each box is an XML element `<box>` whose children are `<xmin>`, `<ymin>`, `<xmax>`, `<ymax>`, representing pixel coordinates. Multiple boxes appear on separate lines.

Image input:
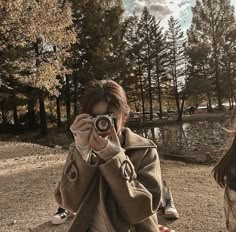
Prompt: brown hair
<box><xmin>213</xmin><ymin>132</ymin><xmax>236</xmax><ymax>190</ymax></box>
<box><xmin>80</xmin><ymin>79</ymin><xmax>130</xmax><ymax>123</ymax></box>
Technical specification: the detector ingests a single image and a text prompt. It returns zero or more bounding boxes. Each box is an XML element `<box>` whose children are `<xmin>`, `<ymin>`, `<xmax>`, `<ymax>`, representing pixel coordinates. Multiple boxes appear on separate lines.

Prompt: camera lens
<box><xmin>95</xmin><ymin>116</ymin><xmax>111</xmax><ymax>133</ymax></box>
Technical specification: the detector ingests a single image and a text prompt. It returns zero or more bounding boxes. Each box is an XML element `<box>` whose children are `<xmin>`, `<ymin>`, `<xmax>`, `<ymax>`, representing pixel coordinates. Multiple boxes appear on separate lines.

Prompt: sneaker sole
<box><xmin>164</xmin><ymin>213</ymin><xmax>179</xmax><ymax>219</ymax></box>
<box><xmin>52</xmin><ymin>218</ymin><xmax>67</xmax><ymax>225</ymax></box>
<box><xmin>51</xmin><ymin>213</ymin><xmax>75</xmax><ymax>225</ymax></box>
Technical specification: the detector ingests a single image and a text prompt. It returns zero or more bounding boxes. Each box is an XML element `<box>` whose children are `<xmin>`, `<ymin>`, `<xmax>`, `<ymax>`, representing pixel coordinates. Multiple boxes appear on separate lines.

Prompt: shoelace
<box><xmin>56</xmin><ymin>207</ymin><xmax>68</xmax><ymax>215</ymax></box>
<box><xmin>165</xmin><ymin>187</ymin><xmax>174</xmax><ymax>207</ymax></box>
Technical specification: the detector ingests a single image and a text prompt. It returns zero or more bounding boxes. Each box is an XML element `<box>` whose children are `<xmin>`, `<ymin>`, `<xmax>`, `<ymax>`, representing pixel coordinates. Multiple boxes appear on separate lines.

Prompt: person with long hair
<box><xmin>54</xmin><ymin>79</ymin><xmax>163</xmax><ymax>231</ymax></box>
<box><xmin>213</xmin><ymin>132</ymin><xmax>236</xmax><ymax>231</ymax></box>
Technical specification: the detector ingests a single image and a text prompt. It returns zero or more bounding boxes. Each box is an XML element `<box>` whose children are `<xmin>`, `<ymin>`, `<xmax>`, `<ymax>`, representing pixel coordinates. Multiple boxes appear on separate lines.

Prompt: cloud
<box><xmin>149</xmin><ymin>5</ymin><xmax>172</xmax><ymax>18</ymax></box>
<box><xmin>124</xmin><ymin>0</ymin><xmax>195</xmax><ymax>31</ymax></box>
<box><xmin>130</xmin><ymin>0</ymin><xmax>193</xmax><ymax>29</ymax></box>
<box><xmin>124</xmin><ymin>0</ymin><xmax>236</xmax><ymax>32</ymax></box>
<box><xmin>133</xmin><ymin>0</ymin><xmax>175</xmax><ymax>18</ymax></box>
<box><xmin>178</xmin><ymin>0</ymin><xmax>192</xmax><ymax>8</ymax></box>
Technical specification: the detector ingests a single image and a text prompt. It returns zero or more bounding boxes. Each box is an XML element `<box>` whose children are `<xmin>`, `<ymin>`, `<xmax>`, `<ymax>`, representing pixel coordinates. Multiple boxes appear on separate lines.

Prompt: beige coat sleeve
<box><xmin>99</xmin><ymin>147</ymin><xmax>162</xmax><ymax>224</ymax></box>
<box><xmin>54</xmin><ymin>143</ymin><xmax>99</xmax><ymax>213</ymax></box>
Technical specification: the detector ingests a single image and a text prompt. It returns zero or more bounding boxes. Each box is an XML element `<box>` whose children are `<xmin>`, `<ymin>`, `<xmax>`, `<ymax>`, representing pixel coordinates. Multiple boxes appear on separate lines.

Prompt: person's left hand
<box><xmin>89</xmin><ymin>128</ymin><xmax>109</xmax><ymax>151</ymax></box>
<box><xmin>89</xmin><ymin>126</ymin><xmax>122</xmax><ymax>161</ymax></box>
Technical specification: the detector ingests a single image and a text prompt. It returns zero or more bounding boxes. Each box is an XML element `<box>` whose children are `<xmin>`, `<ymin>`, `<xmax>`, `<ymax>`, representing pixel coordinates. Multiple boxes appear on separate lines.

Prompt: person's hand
<box><xmin>90</xmin><ymin>126</ymin><xmax>122</xmax><ymax>161</ymax></box>
<box><xmin>107</xmin><ymin>126</ymin><xmax>121</xmax><ymax>147</ymax></box>
<box><xmin>70</xmin><ymin>114</ymin><xmax>93</xmax><ymax>146</ymax></box>
<box><xmin>89</xmin><ymin>127</ymin><xmax>109</xmax><ymax>151</ymax></box>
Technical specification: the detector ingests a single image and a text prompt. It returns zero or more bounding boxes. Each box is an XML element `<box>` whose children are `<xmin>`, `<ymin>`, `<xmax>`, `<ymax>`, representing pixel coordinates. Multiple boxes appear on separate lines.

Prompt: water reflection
<box><xmin>135</xmin><ymin>118</ymin><xmax>235</xmax><ymax>157</ymax></box>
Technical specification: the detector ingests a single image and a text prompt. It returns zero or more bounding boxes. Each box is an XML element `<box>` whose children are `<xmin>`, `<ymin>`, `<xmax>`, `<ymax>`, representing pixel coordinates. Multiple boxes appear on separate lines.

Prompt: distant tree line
<box><xmin>0</xmin><ymin>0</ymin><xmax>236</xmax><ymax>134</ymax></box>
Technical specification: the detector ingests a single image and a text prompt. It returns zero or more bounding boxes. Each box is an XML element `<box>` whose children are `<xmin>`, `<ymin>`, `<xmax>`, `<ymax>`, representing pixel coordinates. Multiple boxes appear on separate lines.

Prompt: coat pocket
<box><xmin>65</xmin><ymin>161</ymin><xmax>79</xmax><ymax>182</ymax></box>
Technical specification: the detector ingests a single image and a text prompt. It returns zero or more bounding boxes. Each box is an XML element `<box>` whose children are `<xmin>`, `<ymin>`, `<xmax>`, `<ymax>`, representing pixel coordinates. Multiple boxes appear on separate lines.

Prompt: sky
<box><xmin>123</xmin><ymin>0</ymin><xmax>236</xmax><ymax>32</ymax></box>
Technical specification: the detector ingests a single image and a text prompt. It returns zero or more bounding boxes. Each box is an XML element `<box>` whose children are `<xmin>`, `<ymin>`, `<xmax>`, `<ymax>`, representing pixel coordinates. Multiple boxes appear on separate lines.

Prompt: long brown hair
<box><xmin>80</xmin><ymin>79</ymin><xmax>130</xmax><ymax>123</ymax></box>
<box><xmin>213</xmin><ymin>132</ymin><xmax>236</xmax><ymax>190</ymax></box>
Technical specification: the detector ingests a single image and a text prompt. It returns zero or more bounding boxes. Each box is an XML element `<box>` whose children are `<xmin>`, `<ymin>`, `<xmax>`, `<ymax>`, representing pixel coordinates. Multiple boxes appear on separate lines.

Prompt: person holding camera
<box><xmin>54</xmin><ymin>79</ymin><xmax>163</xmax><ymax>232</ymax></box>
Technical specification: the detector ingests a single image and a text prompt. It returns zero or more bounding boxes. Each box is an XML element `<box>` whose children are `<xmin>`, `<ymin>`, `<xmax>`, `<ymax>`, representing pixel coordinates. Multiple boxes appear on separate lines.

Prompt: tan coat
<box><xmin>55</xmin><ymin>127</ymin><xmax>162</xmax><ymax>232</ymax></box>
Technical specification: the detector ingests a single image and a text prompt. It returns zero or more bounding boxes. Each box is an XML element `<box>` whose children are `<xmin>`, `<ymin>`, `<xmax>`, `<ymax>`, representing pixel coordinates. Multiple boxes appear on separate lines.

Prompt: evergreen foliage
<box><xmin>187</xmin><ymin>0</ymin><xmax>236</xmax><ymax>110</ymax></box>
<box><xmin>2</xmin><ymin>0</ymin><xmax>236</xmax><ymax>130</ymax></box>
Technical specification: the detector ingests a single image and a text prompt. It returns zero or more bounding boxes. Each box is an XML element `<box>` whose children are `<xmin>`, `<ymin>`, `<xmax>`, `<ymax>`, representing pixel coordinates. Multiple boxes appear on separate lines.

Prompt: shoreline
<box><xmin>0</xmin><ymin>111</ymin><xmax>234</xmax><ymax>165</ymax></box>
<box><xmin>127</xmin><ymin>111</ymin><xmax>234</xmax><ymax>129</ymax></box>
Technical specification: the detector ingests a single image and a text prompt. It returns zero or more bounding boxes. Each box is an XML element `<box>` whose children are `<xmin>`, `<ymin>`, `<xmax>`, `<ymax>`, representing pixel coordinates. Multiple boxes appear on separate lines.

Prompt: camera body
<box><xmin>93</xmin><ymin>114</ymin><xmax>117</xmax><ymax>135</ymax></box>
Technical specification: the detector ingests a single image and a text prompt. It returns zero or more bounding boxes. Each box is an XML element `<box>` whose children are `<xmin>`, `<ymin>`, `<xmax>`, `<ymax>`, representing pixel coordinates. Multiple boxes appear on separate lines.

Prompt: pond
<box><xmin>134</xmin><ymin>116</ymin><xmax>236</xmax><ymax>163</ymax></box>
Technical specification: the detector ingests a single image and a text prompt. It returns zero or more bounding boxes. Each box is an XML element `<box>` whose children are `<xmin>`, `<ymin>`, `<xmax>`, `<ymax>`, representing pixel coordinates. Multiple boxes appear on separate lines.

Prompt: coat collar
<box><xmin>122</xmin><ymin>127</ymin><xmax>157</xmax><ymax>150</ymax></box>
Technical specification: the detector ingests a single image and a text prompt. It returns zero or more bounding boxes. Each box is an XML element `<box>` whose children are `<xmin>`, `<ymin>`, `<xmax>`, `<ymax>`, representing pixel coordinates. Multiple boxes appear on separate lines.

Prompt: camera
<box><xmin>93</xmin><ymin>114</ymin><xmax>117</xmax><ymax>135</ymax></box>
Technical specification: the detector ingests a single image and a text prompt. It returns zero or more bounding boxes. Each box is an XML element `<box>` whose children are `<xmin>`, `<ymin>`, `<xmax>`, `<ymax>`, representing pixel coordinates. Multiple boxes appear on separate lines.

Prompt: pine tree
<box><xmin>123</xmin><ymin>13</ymin><xmax>146</xmax><ymax>115</ymax></box>
<box><xmin>70</xmin><ymin>0</ymin><xmax>125</xmax><ymax>84</ymax></box>
<box><xmin>152</xmin><ymin>20</ymin><xmax>168</xmax><ymax>118</ymax></box>
<box><xmin>221</xmin><ymin>27</ymin><xmax>236</xmax><ymax>108</ymax></box>
<box><xmin>188</xmin><ymin>0</ymin><xmax>236</xmax><ymax>110</ymax></box>
<box><xmin>138</xmin><ymin>7</ymin><xmax>156</xmax><ymax>120</ymax></box>
<box><xmin>166</xmin><ymin>16</ymin><xmax>186</xmax><ymax>121</ymax></box>
<box><xmin>185</xmin><ymin>30</ymin><xmax>214</xmax><ymax>110</ymax></box>
<box><xmin>65</xmin><ymin>0</ymin><xmax>125</xmax><ymax>120</ymax></box>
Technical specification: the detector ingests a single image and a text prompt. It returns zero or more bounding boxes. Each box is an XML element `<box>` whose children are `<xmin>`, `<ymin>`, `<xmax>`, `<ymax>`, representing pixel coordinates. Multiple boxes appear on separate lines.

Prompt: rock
<box><xmin>8</xmin><ymin>220</ymin><xmax>17</xmax><ymax>226</ymax></box>
<box><xmin>55</xmin><ymin>145</ymin><xmax>62</xmax><ymax>150</ymax></box>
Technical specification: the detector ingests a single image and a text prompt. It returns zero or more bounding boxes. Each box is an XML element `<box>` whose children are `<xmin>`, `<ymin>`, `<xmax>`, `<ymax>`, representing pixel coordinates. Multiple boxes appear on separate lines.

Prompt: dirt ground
<box><xmin>0</xmin><ymin>141</ymin><xmax>226</xmax><ymax>232</ymax></box>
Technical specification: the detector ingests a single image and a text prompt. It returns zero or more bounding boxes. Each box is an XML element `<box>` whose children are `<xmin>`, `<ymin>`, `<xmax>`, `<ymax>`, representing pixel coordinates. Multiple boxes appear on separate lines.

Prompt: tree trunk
<box><xmin>13</xmin><ymin>103</ymin><xmax>18</xmax><ymax>125</ymax></box>
<box><xmin>65</xmin><ymin>75</ymin><xmax>71</xmax><ymax>127</ymax></box>
<box><xmin>0</xmin><ymin>101</ymin><xmax>7</xmax><ymax>124</ymax></box>
<box><xmin>138</xmin><ymin>61</ymin><xmax>145</xmax><ymax>120</ymax></box>
<box><xmin>39</xmin><ymin>95</ymin><xmax>47</xmax><ymax>135</ymax></box>
<box><xmin>27</xmin><ymin>99</ymin><xmax>36</xmax><ymax>129</ymax></box>
<box><xmin>155</xmin><ymin>46</ymin><xmax>163</xmax><ymax>119</ymax></box>
<box><xmin>227</xmin><ymin>63</ymin><xmax>236</xmax><ymax>109</ymax></box>
<box><xmin>177</xmin><ymin>93</ymin><xmax>185</xmax><ymax>122</ymax></box>
<box><xmin>147</xmin><ymin>41</ymin><xmax>153</xmax><ymax>120</ymax></box>
<box><xmin>73</xmin><ymin>74</ymin><xmax>78</xmax><ymax>117</ymax></box>
<box><xmin>156</xmin><ymin>65</ymin><xmax>162</xmax><ymax>119</ymax></box>
<box><xmin>174</xmin><ymin>86</ymin><xmax>180</xmax><ymax>115</ymax></box>
<box><xmin>213</xmin><ymin>37</ymin><xmax>223</xmax><ymax>110</ymax></box>
<box><xmin>207</xmin><ymin>93</ymin><xmax>212</xmax><ymax>112</ymax></box>
<box><xmin>56</xmin><ymin>96</ymin><xmax>61</xmax><ymax>127</ymax></box>
<box><xmin>148</xmin><ymin>67</ymin><xmax>153</xmax><ymax>120</ymax></box>
<box><xmin>173</xmin><ymin>64</ymin><xmax>180</xmax><ymax>115</ymax></box>
<box><xmin>229</xmin><ymin>97</ymin><xmax>232</xmax><ymax>110</ymax></box>
<box><xmin>214</xmin><ymin>65</ymin><xmax>223</xmax><ymax>110</ymax></box>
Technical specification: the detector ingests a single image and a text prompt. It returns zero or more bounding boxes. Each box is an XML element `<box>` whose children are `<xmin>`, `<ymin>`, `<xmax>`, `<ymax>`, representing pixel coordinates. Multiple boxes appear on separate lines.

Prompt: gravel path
<box><xmin>0</xmin><ymin>141</ymin><xmax>226</xmax><ymax>232</ymax></box>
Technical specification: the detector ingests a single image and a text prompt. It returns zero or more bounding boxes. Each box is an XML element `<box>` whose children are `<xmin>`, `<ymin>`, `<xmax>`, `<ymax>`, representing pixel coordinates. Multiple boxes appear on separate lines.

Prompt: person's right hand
<box><xmin>70</xmin><ymin>114</ymin><xmax>93</xmax><ymax>146</ymax></box>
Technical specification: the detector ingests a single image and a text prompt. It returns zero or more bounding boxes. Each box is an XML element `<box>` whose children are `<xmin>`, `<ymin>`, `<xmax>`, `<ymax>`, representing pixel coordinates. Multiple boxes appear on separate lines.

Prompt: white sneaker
<box><xmin>51</xmin><ymin>207</ymin><xmax>71</xmax><ymax>225</ymax></box>
<box><xmin>163</xmin><ymin>182</ymin><xmax>179</xmax><ymax>219</ymax></box>
<box><xmin>164</xmin><ymin>204</ymin><xmax>179</xmax><ymax>219</ymax></box>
